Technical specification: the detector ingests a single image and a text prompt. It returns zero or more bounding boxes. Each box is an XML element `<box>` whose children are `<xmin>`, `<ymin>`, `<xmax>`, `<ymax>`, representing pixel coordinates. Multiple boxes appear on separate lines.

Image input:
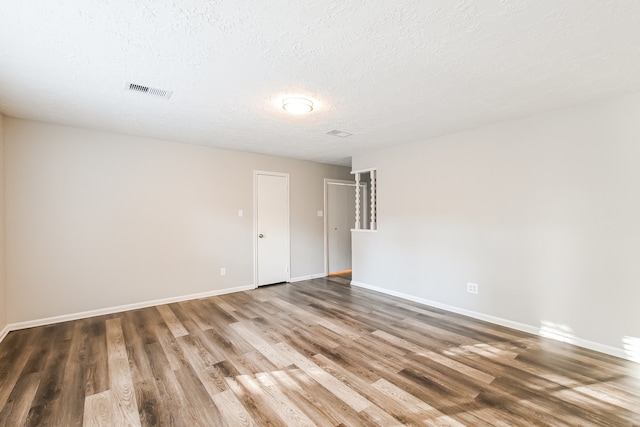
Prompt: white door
<box><xmin>327</xmin><ymin>183</ymin><xmax>355</xmax><ymax>273</ymax></box>
<box><xmin>255</xmin><ymin>172</ymin><xmax>290</xmax><ymax>286</ymax></box>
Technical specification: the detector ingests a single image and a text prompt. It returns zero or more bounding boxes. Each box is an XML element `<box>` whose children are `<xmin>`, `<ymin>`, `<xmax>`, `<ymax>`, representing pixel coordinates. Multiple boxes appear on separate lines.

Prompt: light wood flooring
<box><xmin>0</xmin><ymin>275</ymin><xmax>638</xmax><ymax>426</ymax></box>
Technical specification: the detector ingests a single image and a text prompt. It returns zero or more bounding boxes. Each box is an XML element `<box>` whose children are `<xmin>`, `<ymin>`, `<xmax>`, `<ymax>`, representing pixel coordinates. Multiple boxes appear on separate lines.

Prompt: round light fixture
<box><xmin>282</xmin><ymin>97</ymin><xmax>313</xmax><ymax>115</ymax></box>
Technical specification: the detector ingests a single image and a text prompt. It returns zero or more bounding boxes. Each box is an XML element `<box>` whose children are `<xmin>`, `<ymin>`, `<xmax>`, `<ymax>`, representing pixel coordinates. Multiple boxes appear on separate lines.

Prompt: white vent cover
<box><xmin>327</xmin><ymin>129</ymin><xmax>353</xmax><ymax>138</ymax></box>
<box><xmin>125</xmin><ymin>82</ymin><xmax>172</xmax><ymax>99</ymax></box>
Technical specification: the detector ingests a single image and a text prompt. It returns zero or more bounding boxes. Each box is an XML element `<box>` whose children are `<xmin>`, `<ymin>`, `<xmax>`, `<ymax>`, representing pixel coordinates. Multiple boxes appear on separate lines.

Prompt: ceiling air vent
<box><xmin>125</xmin><ymin>82</ymin><xmax>172</xmax><ymax>99</ymax></box>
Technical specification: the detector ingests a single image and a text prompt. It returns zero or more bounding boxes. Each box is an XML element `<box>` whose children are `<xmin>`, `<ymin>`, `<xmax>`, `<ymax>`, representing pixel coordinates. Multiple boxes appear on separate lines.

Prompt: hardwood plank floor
<box><xmin>0</xmin><ymin>276</ymin><xmax>638</xmax><ymax>426</ymax></box>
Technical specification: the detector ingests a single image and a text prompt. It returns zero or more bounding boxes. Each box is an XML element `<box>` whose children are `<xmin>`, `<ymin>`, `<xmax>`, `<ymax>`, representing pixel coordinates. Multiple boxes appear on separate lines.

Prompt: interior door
<box><xmin>327</xmin><ymin>182</ymin><xmax>356</xmax><ymax>274</ymax></box>
<box><xmin>255</xmin><ymin>172</ymin><xmax>289</xmax><ymax>286</ymax></box>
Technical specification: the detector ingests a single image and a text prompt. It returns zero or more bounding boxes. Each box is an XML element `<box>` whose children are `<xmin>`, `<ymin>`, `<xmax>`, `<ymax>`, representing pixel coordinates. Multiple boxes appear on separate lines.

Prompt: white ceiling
<box><xmin>2</xmin><ymin>1</ymin><xmax>640</xmax><ymax>166</ymax></box>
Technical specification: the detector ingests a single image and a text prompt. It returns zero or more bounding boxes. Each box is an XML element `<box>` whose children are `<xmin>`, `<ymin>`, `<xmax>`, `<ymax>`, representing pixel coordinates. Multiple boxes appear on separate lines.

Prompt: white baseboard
<box><xmin>4</xmin><ymin>284</ymin><xmax>255</xmax><ymax>337</ymax></box>
<box><xmin>289</xmin><ymin>273</ymin><xmax>326</xmax><ymax>283</ymax></box>
<box><xmin>350</xmin><ymin>281</ymin><xmax>629</xmax><ymax>361</ymax></box>
<box><xmin>2</xmin><ymin>278</ymin><xmax>629</xmax><ymax>362</ymax></box>
<box><xmin>0</xmin><ymin>325</ymin><xmax>9</xmax><ymax>342</ymax></box>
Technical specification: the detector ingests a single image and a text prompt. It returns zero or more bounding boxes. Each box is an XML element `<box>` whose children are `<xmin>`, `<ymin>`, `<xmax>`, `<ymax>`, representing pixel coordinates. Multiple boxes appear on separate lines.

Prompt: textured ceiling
<box><xmin>2</xmin><ymin>1</ymin><xmax>640</xmax><ymax>166</ymax></box>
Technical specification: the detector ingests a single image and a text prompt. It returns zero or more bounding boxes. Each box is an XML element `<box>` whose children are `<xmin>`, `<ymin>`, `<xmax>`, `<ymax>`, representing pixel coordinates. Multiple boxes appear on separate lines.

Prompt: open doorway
<box><xmin>324</xmin><ymin>179</ymin><xmax>366</xmax><ymax>277</ymax></box>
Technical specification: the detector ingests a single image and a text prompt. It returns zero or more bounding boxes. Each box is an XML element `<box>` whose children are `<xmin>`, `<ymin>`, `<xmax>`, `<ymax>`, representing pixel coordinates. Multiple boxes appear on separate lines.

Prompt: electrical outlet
<box><xmin>220</xmin><ymin>267</ymin><xmax>226</xmax><ymax>276</ymax></box>
<box><xmin>467</xmin><ymin>282</ymin><xmax>478</xmax><ymax>294</ymax></box>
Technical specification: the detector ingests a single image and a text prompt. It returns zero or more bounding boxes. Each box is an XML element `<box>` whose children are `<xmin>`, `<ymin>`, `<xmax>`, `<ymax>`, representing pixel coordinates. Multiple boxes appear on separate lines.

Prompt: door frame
<box><xmin>323</xmin><ymin>178</ymin><xmax>367</xmax><ymax>276</ymax></box>
<box><xmin>253</xmin><ymin>170</ymin><xmax>291</xmax><ymax>288</ymax></box>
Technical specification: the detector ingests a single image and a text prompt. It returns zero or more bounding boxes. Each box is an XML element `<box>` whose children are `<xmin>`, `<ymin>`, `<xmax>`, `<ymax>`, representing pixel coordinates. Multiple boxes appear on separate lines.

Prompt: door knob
<box><xmin>258</xmin><ymin>234</ymin><xmax>264</xmax><ymax>238</ymax></box>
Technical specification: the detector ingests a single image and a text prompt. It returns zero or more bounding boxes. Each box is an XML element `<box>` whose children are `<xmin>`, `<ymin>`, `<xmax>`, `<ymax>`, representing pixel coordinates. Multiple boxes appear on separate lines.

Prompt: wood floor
<box><xmin>0</xmin><ymin>276</ymin><xmax>638</xmax><ymax>426</ymax></box>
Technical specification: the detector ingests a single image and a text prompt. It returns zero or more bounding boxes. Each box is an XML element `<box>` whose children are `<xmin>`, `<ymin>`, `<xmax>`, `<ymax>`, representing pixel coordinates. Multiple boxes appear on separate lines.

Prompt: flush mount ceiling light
<box><xmin>282</xmin><ymin>97</ymin><xmax>313</xmax><ymax>114</ymax></box>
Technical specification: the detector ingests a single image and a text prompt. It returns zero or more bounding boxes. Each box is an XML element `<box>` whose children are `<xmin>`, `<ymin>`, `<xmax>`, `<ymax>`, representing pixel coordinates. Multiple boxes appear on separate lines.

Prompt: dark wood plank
<box><xmin>0</xmin><ymin>372</ymin><xmax>40</xmax><ymax>426</ymax></box>
<box><xmin>25</xmin><ymin>323</ymin><xmax>73</xmax><ymax>427</ymax></box>
<box><xmin>83</xmin><ymin>316</ymin><xmax>110</xmax><ymax>397</ymax></box>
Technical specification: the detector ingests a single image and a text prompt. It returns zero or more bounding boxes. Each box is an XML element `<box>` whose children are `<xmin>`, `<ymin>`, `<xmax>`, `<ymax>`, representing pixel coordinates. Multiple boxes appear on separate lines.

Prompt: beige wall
<box><xmin>5</xmin><ymin>118</ymin><xmax>350</xmax><ymax>323</ymax></box>
<box><xmin>0</xmin><ymin>114</ymin><xmax>6</xmax><ymax>333</ymax></box>
<box><xmin>352</xmin><ymin>92</ymin><xmax>640</xmax><ymax>358</ymax></box>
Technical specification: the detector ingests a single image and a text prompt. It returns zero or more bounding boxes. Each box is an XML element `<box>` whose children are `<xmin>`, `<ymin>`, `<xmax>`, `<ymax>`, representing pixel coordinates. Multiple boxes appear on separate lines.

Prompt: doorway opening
<box><xmin>324</xmin><ymin>179</ymin><xmax>366</xmax><ymax>277</ymax></box>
